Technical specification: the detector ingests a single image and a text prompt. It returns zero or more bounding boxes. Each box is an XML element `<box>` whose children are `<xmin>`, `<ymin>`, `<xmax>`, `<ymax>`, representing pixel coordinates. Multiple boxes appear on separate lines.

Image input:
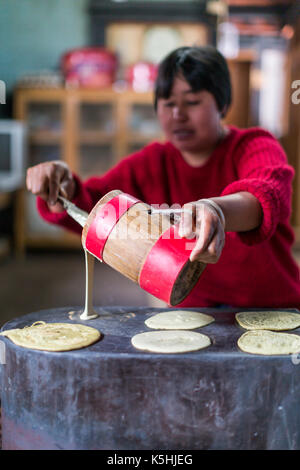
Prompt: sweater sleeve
<box><xmin>220</xmin><ymin>132</ymin><xmax>295</xmax><ymax>245</ymax></box>
<box><xmin>36</xmin><ymin>147</ymin><xmax>150</xmax><ymax>235</ymax></box>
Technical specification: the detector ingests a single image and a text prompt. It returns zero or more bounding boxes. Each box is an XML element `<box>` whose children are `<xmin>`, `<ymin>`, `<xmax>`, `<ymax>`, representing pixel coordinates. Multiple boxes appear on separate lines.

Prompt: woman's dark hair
<box><xmin>154</xmin><ymin>46</ymin><xmax>232</xmax><ymax>117</ymax></box>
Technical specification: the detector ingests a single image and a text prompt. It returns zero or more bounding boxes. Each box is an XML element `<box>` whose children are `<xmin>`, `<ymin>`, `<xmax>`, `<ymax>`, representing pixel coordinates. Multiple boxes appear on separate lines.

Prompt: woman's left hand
<box><xmin>178</xmin><ymin>200</ymin><xmax>225</xmax><ymax>264</ymax></box>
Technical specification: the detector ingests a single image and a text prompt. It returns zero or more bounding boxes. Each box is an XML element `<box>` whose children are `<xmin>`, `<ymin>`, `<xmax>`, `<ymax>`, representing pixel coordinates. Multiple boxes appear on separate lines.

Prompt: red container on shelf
<box><xmin>61</xmin><ymin>48</ymin><xmax>118</xmax><ymax>88</ymax></box>
<box><xmin>126</xmin><ymin>62</ymin><xmax>158</xmax><ymax>92</ymax></box>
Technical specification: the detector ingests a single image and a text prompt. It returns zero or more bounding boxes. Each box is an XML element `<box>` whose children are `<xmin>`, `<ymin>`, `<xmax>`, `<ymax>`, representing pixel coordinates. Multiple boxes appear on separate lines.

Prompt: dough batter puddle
<box><xmin>131</xmin><ymin>330</ymin><xmax>211</xmax><ymax>353</ymax></box>
<box><xmin>145</xmin><ymin>310</ymin><xmax>214</xmax><ymax>330</ymax></box>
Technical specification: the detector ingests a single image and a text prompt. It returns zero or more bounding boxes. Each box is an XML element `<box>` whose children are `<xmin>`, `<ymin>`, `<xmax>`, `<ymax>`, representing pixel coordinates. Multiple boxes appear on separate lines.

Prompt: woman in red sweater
<box><xmin>26</xmin><ymin>46</ymin><xmax>300</xmax><ymax>309</ymax></box>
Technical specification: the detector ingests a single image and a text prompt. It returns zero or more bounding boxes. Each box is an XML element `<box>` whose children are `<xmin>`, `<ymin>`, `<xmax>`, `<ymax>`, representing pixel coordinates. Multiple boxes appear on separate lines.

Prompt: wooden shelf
<box><xmin>127</xmin><ymin>132</ymin><xmax>163</xmax><ymax>143</ymax></box>
<box><xmin>29</xmin><ymin>132</ymin><xmax>63</xmax><ymax>145</ymax></box>
<box><xmin>79</xmin><ymin>131</ymin><xmax>115</xmax><ymax>144</ymax></box>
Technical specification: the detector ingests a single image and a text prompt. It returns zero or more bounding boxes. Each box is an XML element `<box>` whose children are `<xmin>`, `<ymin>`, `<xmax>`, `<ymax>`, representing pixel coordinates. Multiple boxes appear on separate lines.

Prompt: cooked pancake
<box><xmin>237</xmin><ymin>329</ymin><xmax>300</xmax><ymax>355</ymax></box>
<box><xmin>236</xmin><ymin>310</ymin><xmax>300</xmax><ymax>331</ymax></box>
<box><xmin>0</xmin><ymin>321</ymin><xmax>101</xmax><ymax>351</ymax></box>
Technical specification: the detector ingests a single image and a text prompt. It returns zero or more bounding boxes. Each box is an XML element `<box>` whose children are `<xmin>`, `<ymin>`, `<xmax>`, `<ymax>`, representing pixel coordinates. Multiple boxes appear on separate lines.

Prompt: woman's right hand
<box><xmin>26</xmin><ymin>161</ymin><xmax>76</xmax><ymax>213</ymax></box>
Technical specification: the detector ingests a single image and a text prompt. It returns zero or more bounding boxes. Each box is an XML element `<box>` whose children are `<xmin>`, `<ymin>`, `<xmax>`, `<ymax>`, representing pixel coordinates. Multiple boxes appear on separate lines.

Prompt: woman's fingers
<box><xmin>27</xmin><ymin>165</ymin><xmax>49</xmax><ymax>201</ymax></box>
<box><xmin>178</xmin><ymin>203</ymin><xmax>196</xmax><ymax>239</ymax></box>
<box><xmin>48</xmin><ymin>171</ymin><xmax>61</xmax><ymax>205</ymax></box>
<box><xmin>26</xmin><ymin>161</ymin><xmax>75</xmax><ymax>213</ymax></box>
<box><xmin>59</xmin><ymin>183</ymin><xmax>68</xmax><ymax>198</ymax></box>
<box><xmin>190</xmin><ymin>222</ymin><xmax>224</xmax><ymax>263</ymax></box>
<box><xmin>189</xmin><ymin>214</ymin><xmax>216</xmax><ymax>262</ymax></box>
<box><xmin>178</xmin><ymin>201</ymin><xmax>225</xmax><ymax>264</ymax></box>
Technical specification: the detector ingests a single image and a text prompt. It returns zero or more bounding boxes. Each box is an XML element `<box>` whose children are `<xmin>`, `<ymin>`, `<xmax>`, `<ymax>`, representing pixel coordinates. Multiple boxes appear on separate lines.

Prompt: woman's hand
<box><xmin>178</xmin><ymin>200</ymin><xmax>225</xmax><ymax>264</ymax></box>
<box><xmin>26</xmin><ymin>161</ymin><xmax>76</xmax><ymax>213</ymax></box>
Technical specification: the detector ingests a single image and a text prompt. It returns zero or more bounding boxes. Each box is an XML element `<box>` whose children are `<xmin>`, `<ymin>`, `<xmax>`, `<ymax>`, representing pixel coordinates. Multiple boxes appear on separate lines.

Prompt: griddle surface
<box><xmin>2</xmin><ymin>306</ymin><xmax>300</xmax><ymax>358</ymax></box>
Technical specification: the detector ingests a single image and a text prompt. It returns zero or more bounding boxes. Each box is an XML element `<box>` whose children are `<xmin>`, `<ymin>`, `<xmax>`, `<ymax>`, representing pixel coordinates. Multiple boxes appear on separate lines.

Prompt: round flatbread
<box><xmin>235</xmin><ymin>310</ymin><xmax>300</xmax><ymax>331</ymax></box>
<box><xmin>237</xmin><ymin>330</ymin><xmax>300</xmax><ymax>356</ymax></box>
<box><xmin>145</xmin><ymin>310</ymin><xmax>214</xmax><ymax>330</ymax></box>
<box><xmin>131</xmin><ymin>330</ymin><xmax>211</xmax><ymax>353</ymax></box>
<box><xmin>0</xmin><ymin>321</ymin><xmax>101</xmax><ymax>351</ymax></box>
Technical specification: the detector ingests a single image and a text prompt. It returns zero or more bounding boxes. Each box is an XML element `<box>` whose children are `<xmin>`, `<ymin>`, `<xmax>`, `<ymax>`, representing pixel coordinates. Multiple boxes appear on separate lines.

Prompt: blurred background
<box><xmin>0</xmin><ymin>0</ymin><xmax>300</xmax><ymax>327</ymax></box>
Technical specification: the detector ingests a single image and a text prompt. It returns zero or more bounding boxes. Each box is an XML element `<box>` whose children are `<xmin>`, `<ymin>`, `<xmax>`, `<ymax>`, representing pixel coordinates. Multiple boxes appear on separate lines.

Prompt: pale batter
<box><xmin>80</xmin><ymin>249</ymin><xmax>99</xmax><ymax>320</ymax></box>
<box><xmin>131</xmin><ymin>330</ymin><xmax>211</xmax><ymax>353</ymax></box>
<box><xmin>145</xmin><ymin>310</ymin><xmax>214</xmax><ymax>330</ymax></box>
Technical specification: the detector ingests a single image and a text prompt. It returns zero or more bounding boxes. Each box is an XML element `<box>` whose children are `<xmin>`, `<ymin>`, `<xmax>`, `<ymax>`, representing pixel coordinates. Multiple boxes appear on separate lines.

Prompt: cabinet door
<box><xmin>225</xmin><ymin>60</ymin><xmax>251</xmax><ymax>128</ymax></box>
<box><xmin>25</xmin><ymin>99</ymin><xmax>67</xmax><ymax>242</ymax></box>
<box><xmin>29</xmin><ymin>144</ymin><xmax>61</xmax><ymax>167</ymax></box>
<box><xmin>130</xmin><ymin>103</ymin><xmax>161</xmax><ymax>136</ymax></box>
<box><xmin>79</xmin><ymin>144</ymin><xmax>114</xmax><ymax>178</ymax></box>
<box><xmin>118</xmin><ymin>99</ymin><xmax>162</xmax><ymax>158</ymax></box>
<box><xmin>78</xmin><ymin>101</ymin><xmax>116</xmax><ymax>178</ymax></box>
<box><xmin>27</xmin><ymin>102</ymin><xmax>62</xmax><ymax>133</ymax></box>
<box><xmin>27</xmin><ymin>102</ymin><xmax>63</xmax><ymax>167</ymax></box>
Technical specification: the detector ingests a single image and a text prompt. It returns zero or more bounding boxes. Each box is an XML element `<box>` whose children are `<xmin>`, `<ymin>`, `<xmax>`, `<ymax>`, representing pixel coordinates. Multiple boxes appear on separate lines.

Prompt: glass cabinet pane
<box><xmin>79</xmin><ymin>144</ymin><xmax>114</xmax><ymax>178</ymax></box>
<box><xmin>27</xmin><ymin>103</ymin><xmax>62</xmax><ymax>132</ymax></box>
<box><xmin>28</xmin><ymin>145</ymin><xmax>61</xmax><ymax>167</ymax></box>
<box><xmin>79</xmin><ymin>103</ymin><xmax>114</xmax><ymax>133</ymax></box>
<box><xmin>130</xmin><ymin>104</ymin><xmax>160</xmax><ymax>135</ymax></box>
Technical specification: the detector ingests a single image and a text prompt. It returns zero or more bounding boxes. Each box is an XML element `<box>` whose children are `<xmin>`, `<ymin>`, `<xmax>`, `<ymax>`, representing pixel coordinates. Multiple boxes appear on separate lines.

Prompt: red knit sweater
<box><xmin>37</xmin><ymin>125</ymin><xmax>300</xmax><ymax>309</ymax></box>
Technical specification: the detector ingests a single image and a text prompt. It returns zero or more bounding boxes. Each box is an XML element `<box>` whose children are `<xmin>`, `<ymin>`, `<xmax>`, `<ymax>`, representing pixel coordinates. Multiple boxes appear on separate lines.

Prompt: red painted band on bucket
<box><xmin>85</xmin><ymin>193</ymin><xmax>139</xmax><ymax>260</ymax></box>
<box><xmin>139</xmin><ymin>224</ymin><xmax>197</xmax><ymax>304</ymax></box>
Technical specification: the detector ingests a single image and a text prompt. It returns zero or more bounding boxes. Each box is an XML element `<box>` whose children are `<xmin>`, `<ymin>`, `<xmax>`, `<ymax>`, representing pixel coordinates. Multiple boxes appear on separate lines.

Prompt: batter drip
<box><xmin>80</xmin><ymin>249</ymin><xmax>99</xmax><ymax>320</ymax></box>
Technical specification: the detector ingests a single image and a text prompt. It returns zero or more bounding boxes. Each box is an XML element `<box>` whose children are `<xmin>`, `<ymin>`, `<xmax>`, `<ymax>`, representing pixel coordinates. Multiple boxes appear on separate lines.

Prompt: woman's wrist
<box><xmin>208</xmin><ymin>192</ymin><xmax>263</xmax><ymax>232</ymax></box>
<box><xmin>197</xmin><ymin>199</ymin><xmax>226</xmax><ymax>228</ymax></box>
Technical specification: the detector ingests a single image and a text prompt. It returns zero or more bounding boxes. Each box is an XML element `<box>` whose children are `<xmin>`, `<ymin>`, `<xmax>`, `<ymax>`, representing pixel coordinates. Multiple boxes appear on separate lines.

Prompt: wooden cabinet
<box><xmin>225</xmin><ymin>57</ymin><xmax>252</xmax><ymax>128</ymax></box>
<box><xmin>13</xmin><ymin>58</ymin><xmax>252</xmax><ymax>253</ymax></box>
<box><xmin>14</xmin><ymin>87</ymin><xmax>162</xmax><ymax>252</ymax></box>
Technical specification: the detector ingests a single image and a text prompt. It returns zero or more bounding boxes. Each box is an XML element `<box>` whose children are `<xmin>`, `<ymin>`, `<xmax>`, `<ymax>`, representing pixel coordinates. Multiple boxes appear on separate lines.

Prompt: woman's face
<box><xmin>157</xmin><ymin>75</ymin><xmax>224</xmax><ymax>164</ymax></box>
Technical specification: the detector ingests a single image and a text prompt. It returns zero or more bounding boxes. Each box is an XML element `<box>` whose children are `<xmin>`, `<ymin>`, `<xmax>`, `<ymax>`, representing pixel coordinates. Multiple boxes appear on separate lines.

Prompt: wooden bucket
<box><xmin>81</xmin><ymin>190</ymin><xmax>206</xmax><ymax>305</ymax></box>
